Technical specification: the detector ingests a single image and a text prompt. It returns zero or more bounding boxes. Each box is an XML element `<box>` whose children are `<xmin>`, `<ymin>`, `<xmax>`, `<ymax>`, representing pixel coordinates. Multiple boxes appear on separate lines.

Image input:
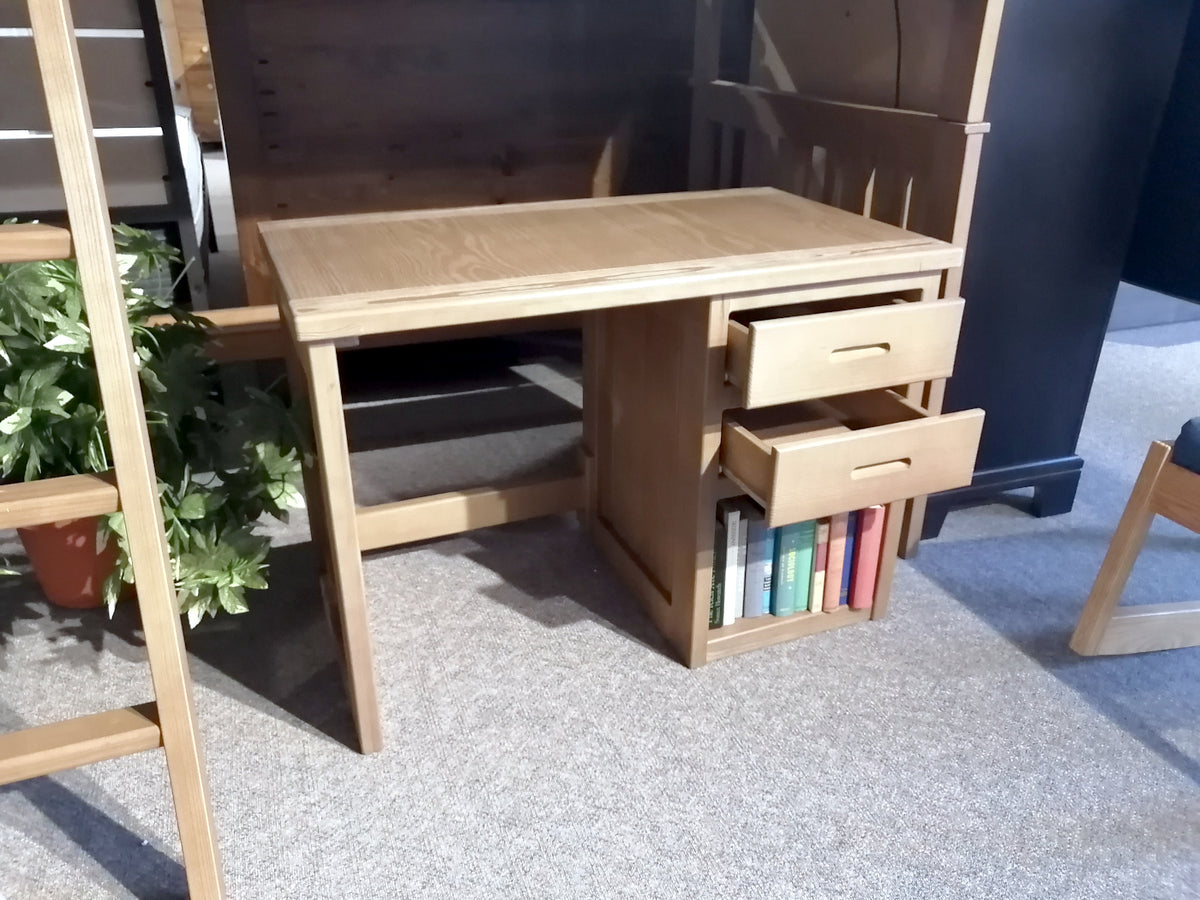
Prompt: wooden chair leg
<box><xmin>1070</xmin><ymin>441</ymin><xmax>1172</xmax><ymax>655</ymax></box>
<box><xmin>300</xmin><ymin>342</ymin><xmax>384</xmax><ymax>753</ymax></box>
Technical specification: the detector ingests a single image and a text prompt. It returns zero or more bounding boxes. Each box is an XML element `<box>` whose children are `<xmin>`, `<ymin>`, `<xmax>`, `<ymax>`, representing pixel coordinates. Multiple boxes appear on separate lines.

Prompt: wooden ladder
<box><xmin>0</xmin><ymin>0</ymin><xmax>225</xmax><ymax>896</ymax></box>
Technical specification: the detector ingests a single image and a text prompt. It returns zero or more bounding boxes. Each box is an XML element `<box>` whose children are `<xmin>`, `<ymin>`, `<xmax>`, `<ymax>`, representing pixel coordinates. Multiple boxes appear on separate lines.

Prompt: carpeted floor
<box><xmin>0</xmin><ymin>320</ymin><xmax>1197</xmax><ymax>899</ymax></box>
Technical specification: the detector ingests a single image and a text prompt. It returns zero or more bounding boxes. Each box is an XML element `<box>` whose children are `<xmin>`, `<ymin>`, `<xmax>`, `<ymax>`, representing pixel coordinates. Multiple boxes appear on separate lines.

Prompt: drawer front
<box><xmin>722</xmin><ymin>402</ymin><xmax>984</xmax><ymax>528</ymax></box>
<box><xmin>726</xmin><ymin>298</ymin><xmax>965</xmax><ymax>409</ymax></box>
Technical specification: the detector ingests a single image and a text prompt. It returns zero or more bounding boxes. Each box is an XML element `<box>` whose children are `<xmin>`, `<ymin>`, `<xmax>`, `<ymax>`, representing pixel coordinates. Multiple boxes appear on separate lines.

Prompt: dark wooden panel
<box><xmin>205</xmin><ymin>0</ymin><xmax>693</xmax><ymax>303</ymax></box>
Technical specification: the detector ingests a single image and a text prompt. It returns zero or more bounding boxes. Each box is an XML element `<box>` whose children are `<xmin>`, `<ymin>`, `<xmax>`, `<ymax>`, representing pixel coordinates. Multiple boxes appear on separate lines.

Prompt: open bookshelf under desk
<box><xmin>592</xmin><ymin>284</ymin><xmax>981</xmax><ymax>668</ymax></box>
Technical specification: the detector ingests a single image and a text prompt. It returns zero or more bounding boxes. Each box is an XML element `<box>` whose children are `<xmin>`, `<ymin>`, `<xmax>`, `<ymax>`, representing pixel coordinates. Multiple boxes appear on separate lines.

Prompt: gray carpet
<box><xmin>1</xmin><ymin>322</ymin><xmax>1197</xmax><ymax>899</ymax></box>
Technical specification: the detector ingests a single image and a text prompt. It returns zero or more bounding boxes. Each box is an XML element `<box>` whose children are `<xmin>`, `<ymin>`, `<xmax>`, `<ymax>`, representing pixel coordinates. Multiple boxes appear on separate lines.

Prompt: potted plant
<box><xmin>0</xmin><ymin>224</ymin><xmax>304</xmax><ymax>624</ymax></box>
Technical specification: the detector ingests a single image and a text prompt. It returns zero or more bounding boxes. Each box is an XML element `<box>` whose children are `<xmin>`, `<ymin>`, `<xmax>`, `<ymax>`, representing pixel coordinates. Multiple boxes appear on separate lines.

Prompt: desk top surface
<box><xmin>261</xmin><ymin>188</ymin><xmax>960</xmax><ymax>342</ymax></box>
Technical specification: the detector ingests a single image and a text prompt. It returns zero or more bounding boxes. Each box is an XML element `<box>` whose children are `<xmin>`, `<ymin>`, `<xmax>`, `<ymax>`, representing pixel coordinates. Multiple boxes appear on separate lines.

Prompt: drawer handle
<box><xmin>831</xmin><ymin>343</ymin><xmax>891</xmax><ymax>363</ymax></box>
<box><xmin>852</xmin><ymin>458</ymin><xmax>911</xmax><ymax>480</ymax></box>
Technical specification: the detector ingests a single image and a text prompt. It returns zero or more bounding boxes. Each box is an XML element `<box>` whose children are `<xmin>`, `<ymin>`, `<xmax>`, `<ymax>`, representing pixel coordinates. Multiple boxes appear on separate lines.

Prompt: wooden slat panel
<box><xmin>356</xmin><ymin>476</ymin><xmax>584</xmax><ymax>551</ymax></box>
<box><xmin>0</xmin><ymin>0</ymin><xmax>140</xmax><ymax>28</ymax></box>
<box><xmin>0</xmin><ymin>704</ymin><xmax>161</xmax><ymax>785</ymax></box>
<box><xmin>0</xmin><ymin>222</ymin><xmax>71</xmax><ymax>262</ymax></box>
<box><xmin>748</xmin><ymin>0</ymin><xmax>961</xmax><ymax>115</ymax></box>
<box><xmin>698</xmin><ymin>81</ymin><xmax>971</xmax><ymax>243</ymax></box>
<box><xmin>0</xmin><ymin>35</ymin><xmax>158</xmax><ymax>130</ymax></box>
<box><xmin>0</xmin><ymin>134</ymin><xmax>169</xmax><ymax>212</ymax></box>
<box><xmin>0</xmin><ymin>473</ymin><xmax>119</xmax><ymax>529</ymax></box>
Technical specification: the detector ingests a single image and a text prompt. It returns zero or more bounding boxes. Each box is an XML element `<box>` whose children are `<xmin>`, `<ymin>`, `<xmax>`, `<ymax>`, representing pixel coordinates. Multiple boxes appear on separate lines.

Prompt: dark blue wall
<box><xmin>1124</xmin><ymin>1</ymin><xmax>1200</xmax><ymax>304</ymax></box>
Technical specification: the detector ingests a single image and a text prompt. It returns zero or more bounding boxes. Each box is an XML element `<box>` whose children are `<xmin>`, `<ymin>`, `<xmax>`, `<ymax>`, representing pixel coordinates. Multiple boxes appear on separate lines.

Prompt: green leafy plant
<box><xmin>0</xmin><ymin>223</ymin><xmax>304</xmax><ymax>625</ymax></box>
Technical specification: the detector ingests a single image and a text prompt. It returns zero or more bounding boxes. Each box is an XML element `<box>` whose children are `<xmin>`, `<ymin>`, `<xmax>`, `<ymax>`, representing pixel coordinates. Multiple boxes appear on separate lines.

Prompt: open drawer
<box><xmin>721</xmin><ymin>390</ymin><xmax>984</xmax><ymax>527</ymax></box>
<box><xmin>725</xmin><ymin>297</ymin><xmax>965</xmax><ymax>409</ymax></box>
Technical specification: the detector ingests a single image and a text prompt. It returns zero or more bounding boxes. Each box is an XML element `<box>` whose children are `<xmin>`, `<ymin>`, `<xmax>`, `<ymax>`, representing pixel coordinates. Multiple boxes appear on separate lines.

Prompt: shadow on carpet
<box><xmin>912</xmin><ymin>526</ymin><xmax>1200</xmax><ymax>787</ymax></box>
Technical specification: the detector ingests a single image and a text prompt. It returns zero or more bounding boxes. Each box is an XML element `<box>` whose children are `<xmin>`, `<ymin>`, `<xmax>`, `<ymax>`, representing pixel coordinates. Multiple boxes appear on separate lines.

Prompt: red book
<box><xmin>849</xmin><ymin>505</ymin><xmax>886</xmax><ymax>610</ymax></box>
<box><xmin>822</xmin><ymin>512</ymin><xmax>849</xmax><ymax>612</ymax></box>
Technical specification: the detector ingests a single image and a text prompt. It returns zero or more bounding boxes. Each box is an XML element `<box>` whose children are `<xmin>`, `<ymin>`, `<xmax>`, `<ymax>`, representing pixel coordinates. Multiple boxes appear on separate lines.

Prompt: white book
<box><xmin>720</xmin><ymin>501</ymin><xmax>741</xmax><ymax>626</ymax></box>
<box><xmin>733</xmin><ymin>504</ymin><xmax>750</xmax><ymax>619</ymax></box>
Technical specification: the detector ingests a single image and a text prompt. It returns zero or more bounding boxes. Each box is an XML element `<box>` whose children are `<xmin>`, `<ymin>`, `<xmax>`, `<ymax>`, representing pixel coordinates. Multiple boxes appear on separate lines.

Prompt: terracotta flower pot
<box><xmin>17</xmin><ymin>516</ymin><xmax>118</xmax><ymax>609</ymax></box>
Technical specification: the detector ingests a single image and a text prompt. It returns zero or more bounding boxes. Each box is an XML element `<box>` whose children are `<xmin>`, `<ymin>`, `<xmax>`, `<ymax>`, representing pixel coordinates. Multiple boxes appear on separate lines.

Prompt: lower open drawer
<box><xmin>721</xmin><ymin>390</ymin><xmax>984</xmax><ymax>527</ymax></box>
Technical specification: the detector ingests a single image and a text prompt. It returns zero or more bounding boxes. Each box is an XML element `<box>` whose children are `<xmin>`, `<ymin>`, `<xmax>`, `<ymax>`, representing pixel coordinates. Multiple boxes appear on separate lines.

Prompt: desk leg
<box><xmin>299</xmin><ymin>341</ymin><xmax>384</xmax><ymax>754</ymax></box>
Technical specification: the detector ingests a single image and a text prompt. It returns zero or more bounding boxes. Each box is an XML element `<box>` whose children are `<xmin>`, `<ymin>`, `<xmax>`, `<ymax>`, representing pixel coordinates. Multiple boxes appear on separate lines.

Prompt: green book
<box><xmin>772</xmin><ymin>520</ymin><xmax>816</xmax><ymax>616</ymax></box>
<box><xmin>771</xmin><ymin>524</ymin><xmax>799</xmax><ymax>616</ymax></box>
<box><xmin>792</xmin><ymin>520</ymin><xmax>817</xmax><ymax>613</ymax></box>
<box><xmin>709</xmin><ymin>518</ymin><xmax>726</xmax><ymax>627</ymax></box>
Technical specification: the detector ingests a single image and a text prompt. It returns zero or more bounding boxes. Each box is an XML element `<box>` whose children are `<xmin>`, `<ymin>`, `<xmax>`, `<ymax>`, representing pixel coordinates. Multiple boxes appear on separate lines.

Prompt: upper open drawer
<box><xmin>725</xmin><ymin>297</ymin><xmax>965</xmax><ymax>408</ymax></box>
<box><xmin>721</xmin><ymin>389</ymin><xmax>984</xmax><ymax>528</ymax></box>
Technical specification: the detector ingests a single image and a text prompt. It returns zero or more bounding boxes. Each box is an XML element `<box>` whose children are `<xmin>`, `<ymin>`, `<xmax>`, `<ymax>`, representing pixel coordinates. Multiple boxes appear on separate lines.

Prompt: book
<box><xmin>822</xmin><ymin>512</ymin><xmax>849</xmax><ymax>612</ymax></box>
<box><xmin>734</xmin><ymin>503</ymin><xmax>750</xmax><ymax>619</ymax></box>
<box><xmin>718</xmin><ymin>500</ymin><xmax>742</xmax><ymax>625</ymax></box>
<box><xmin>810</xmin><ymin>519</ymin><xmax>829</xmax><ymax>613</ymax></box>
<box><xmin>849</xmin><ymin>505</ymin><xmax>886</xmax><ymax>610</ymax></box>
<box><xmin>741</xmin><ymin>508</ymin><xmax>770</xmax><ymax>618</ymax></box>
<box><xmin>709</xmin><ymin>517</ymin><xmax>726</xmax><ymax>627</ymax></box>
<box><xmin>771</xmin><ymin>523</ymin><xmax>800</xmax><ymax>616</ymax></box>
<box><xmin>792</xmin><ymin>520</ymin><xmax>817</xmax><ymax>614</ymax></box>
<box><xmin>839</xmin><ymin>510</ymin><xmax>859</xmax><ymax>605</ymax></box>
<box><xmin>759</xmin><ymin>527</ymin><xmax>777</xmax><ymax>615</ymax></box>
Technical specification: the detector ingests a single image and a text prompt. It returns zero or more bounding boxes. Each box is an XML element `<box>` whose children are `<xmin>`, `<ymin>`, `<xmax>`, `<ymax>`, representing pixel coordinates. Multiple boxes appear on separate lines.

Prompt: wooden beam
<box><xmin>706</xmin><ymin>607</ymin><xmax>871</xmax><ymax>662</ymax></box>
<box><xmin>0</xmin><ymin>223</ymin><xmax>72</xmax><ymax>263</ymax></box>
<box><xmin>1090</xmin><ymin>601</ymin><xmax>1200</xmax><ymax>656</ymax></box>
<box><xmin>0</xmin><ymin>704</ymin><xmax>162</xmax><ymax>785</ymax></box>
<box><xmin>1151</xmin><ymin>460</ymin><xmax>1200</xmax><ymax>534</ymax></box>
<box><xmin>0</xmin><ymin>473</ymin><xmax>119</xmax><ymax>530</ymax></box>
<box><xmin>356</xmin><ymin>476</ymin><xmax>585</xmax><ymax>551</ymax></box>
<box><xmin>27</xmin><ymin>0</ymin><xmax>225</xmax><ymax>892</ymax></box>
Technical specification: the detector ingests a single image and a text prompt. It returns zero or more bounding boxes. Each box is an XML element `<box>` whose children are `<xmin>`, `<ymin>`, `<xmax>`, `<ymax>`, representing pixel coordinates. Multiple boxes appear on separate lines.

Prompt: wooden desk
<box><xmin>261</xmin><ymin>188</ymin><xmax>983</xmax><ymax>753</ymax></box>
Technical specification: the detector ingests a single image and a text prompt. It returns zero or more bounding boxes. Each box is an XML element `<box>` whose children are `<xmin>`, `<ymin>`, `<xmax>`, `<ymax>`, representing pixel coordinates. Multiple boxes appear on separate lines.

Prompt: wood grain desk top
<box><xmin>260</xmin><ymin>188</ymin><xmax>962</xmax><ymax>342</ymax></box>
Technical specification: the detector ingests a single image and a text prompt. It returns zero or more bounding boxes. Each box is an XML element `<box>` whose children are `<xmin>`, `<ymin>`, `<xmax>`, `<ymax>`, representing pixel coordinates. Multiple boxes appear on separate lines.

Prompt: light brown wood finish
<box><xmin>726</xmin><ymin>297</ymin><xmax>965</xmax><ymax>408</ymax></box>
<box><xmin>747</xmin><ymin>0</ymin><xmax>1004</xmax><ymax>122</ymax></box>
<box><xmin>0</xmin><ymin>222</ymin><xmax>72</xmax><ymax>263</ymax></box>
<box><xmin>721</xmin><ymin>391</ymin><xmax>983</xmax><ymax>528</ymax></box>
<box><xmin>0</xmin><ymin>473</ymin><xmax>118</xmax><ymax>529</ymax></box>
<box><xmin>269</xmin><ymin>192</ymin><xmax>974</xmax><ymax>718</ymax></box>
<box><xmin>297</xmin><ymin>340</ymin><xmax>383</xmax><ymax>753</ymax></box>
<box><xmin>23</xmin><ymin>1</ymin><xmax>225</xmax><ymax>894</ymax></box>
<box><xmin>708</xmin><ymin>607</ymin><xmax>871</xmax><ymax>661</ymax></box>
<box><xmin>1071</xmin><ymin>442</ymin><xmax>1200</xmax><ymax>656</ymax></box>
<box><xmin>356</xmin><ymin>477</ymin><xmax>584</xmax><ymax>552</ymax></box>
<box><xmin>156</xmin><ymin>0</ymin><xmax>221</xmax><ymax>142</ymax></box>
<box><xmin>0</xmin><ymin>704</ymin><xmax>161</xmax><ymax>785</ymax></box>
<box><xmin>261</xmin><ymin>189</ymin><xmax>960</xmax><ymax>342</ymax></box>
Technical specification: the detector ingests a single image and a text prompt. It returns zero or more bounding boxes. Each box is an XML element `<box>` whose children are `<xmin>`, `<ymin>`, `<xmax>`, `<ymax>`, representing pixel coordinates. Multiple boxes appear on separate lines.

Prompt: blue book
<box><xmin>839</xmin><ymin>510</ymin><xmax>859</xmax><ymax>605</ymax></box>
<box><xmin>759</xmin><ymin>528</ymin><xmax>777</xmax><ymax>614</ymax></box>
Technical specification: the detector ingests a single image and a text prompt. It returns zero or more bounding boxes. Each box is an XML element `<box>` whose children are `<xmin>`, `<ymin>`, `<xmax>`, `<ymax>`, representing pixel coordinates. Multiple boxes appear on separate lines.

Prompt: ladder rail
<box><xmin>5</xmin><ymin>0</ymin><xmax>228</xmax><ymax>895</ymax></box>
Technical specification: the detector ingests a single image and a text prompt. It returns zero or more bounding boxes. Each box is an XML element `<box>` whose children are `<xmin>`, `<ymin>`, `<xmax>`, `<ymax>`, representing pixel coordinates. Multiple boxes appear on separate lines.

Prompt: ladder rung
<box><xmin>0</xmin><ymin>473</ymin><xmax>119</xmax><ymax>530</ymax></box>
<box><xmin>0</xmin><ymin>223</ymin><xmax>72</xmax><ymax>264</ymax></box>
<box><xmin>0</xmin><ymin>703</ymin><xmax>162</xmax><ymax>785</ymax></box>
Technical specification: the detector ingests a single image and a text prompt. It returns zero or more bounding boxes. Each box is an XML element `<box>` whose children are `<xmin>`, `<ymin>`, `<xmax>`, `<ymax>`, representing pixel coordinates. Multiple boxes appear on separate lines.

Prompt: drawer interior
<box><xmin>727</xmin><ymin>389</ymin><xmax>930</xmax><ymax>445</ymax></box>
<box><xmin>727</xmin><ymin>289</ymin><xmax>922</xmax><ymax>329</ymax></box>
